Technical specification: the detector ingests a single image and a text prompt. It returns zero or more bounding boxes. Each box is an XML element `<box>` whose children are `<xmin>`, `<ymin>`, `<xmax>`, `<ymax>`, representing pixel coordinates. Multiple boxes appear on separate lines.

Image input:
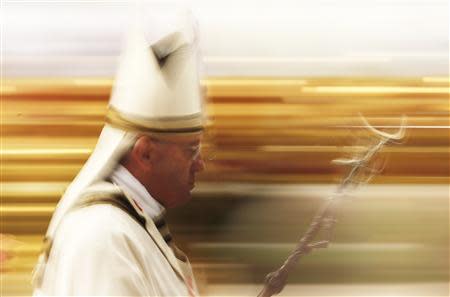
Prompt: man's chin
<box><xmin>167</xmin><ymin>192</ymin><xmax>192</xmax><ymax>209</ymax></box>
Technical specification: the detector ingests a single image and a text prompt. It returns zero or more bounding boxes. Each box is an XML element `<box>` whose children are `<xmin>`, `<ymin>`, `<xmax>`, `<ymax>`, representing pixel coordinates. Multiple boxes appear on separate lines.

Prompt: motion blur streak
<box><xmin>1</xmin><ymin>77</ymin><xmax>449</xmax><ymax>296</ymax></box>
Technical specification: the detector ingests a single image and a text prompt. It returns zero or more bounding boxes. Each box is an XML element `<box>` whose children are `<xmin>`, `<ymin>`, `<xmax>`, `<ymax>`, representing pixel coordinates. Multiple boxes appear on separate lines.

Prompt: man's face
<box><xmin>148</xmin><ymin>132</ymin><xmax>205</xmax><ymax>208</ymax></box>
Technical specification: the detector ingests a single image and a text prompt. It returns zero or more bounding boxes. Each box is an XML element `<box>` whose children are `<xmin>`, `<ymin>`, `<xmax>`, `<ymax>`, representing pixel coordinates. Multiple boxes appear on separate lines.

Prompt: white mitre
<box><xmin>32</xmin><ymin>8</ymin><xmax>204</xmax><ymax>288</ymax></box>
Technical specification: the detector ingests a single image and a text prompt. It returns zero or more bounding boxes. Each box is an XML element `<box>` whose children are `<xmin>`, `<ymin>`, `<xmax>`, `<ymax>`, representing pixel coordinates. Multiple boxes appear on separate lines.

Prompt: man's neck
<box><xmin>110</xmin><ymin>164</ymin><xmax>165</xmax><ymax>220</ymax></box>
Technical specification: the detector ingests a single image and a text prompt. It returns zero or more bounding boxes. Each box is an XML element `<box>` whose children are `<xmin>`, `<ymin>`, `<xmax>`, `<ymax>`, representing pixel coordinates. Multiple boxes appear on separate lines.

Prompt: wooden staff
<box><xmin>257</xmin><ymin>115</ymin><xmax>407</xmax><ymax>297</ymax></box>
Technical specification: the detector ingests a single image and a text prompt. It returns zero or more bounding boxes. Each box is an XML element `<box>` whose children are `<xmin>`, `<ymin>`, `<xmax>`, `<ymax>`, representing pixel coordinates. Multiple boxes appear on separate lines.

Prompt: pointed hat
<box><xmin>46</xmin><ymin>9</ymin><xmax>204</xmax><ymax>239</ymax></box>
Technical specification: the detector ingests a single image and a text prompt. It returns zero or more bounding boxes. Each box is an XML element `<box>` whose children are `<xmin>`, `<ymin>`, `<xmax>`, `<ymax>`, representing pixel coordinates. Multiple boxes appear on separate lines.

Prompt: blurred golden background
<box><xmin>1</xmin><ymin>77</ymin><xmax>449</xmax><ymax>296</ymax></box>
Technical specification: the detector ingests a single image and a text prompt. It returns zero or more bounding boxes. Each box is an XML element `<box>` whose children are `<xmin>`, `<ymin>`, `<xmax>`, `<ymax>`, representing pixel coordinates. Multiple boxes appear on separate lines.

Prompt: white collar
<box><xmin>110</xmin><ymin>165</ymin><xmax>165</xmax><ymax>220</ymax></box>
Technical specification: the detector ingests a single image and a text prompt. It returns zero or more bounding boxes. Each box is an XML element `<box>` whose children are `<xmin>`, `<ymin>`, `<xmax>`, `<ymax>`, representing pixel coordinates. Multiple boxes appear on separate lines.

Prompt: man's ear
<box><xmin>131</xmin><ymin>135</ymin><xmax>154</xmax><ymax>168</ymax></box>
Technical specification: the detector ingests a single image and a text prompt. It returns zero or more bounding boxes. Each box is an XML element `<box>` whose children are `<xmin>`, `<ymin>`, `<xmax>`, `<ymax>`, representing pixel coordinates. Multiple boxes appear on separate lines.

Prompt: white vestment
<box><xmin>36</xmin><ymin>180</ymin><xmax>198</xmax><ymax>296</ymax></box>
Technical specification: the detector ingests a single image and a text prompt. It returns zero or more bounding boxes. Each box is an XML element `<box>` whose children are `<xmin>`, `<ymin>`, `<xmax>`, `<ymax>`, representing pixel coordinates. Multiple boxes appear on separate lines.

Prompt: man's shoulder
<box><xmin>66</xmin><ymin>181</ymin><xmax>132</xmax><ymax>230</ymax></box>
<box><xmin>50</xmin><ymin>181</ymin><xmax>151</xmax><ymax>253</ymax></box>
<box><xmin>68</xmin><ymin>202</ymin><xmax>130</xmax><ymax>226</ymax></box>
<box><xmin>55</xmin><ymin>202</ymin><xmax>143</xmax><ymax>246</ymax></box>
<box><xmin>56</xmin><ymin>204</ymin><xmax>120</xmax><ymax>238</ymax></box>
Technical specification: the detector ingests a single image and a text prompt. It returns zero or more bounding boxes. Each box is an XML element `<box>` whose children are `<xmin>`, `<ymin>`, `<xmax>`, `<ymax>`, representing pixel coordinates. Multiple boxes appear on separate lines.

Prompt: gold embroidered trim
<box><xmin>105</xmin><ymin>106</ymin><xmax>204</xmax><ymax>134</ymax></box>
<box><xmin>41</xmin><ymin>237</ymin><xmax>53</xmax><ymax>260</ymax></box>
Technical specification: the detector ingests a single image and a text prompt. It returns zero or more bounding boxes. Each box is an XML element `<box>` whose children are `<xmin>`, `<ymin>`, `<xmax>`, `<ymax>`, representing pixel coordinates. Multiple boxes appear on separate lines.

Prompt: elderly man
<box><xmin>32</xmin><ymin>10</ymin><xmax>204</xmax><ymax>296</ymax></box>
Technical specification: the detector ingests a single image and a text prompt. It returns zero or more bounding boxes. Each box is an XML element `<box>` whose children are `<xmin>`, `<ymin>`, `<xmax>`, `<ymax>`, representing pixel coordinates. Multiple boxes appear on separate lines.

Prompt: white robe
<box><xmin>34</xmin><ymin>182</ymin><xmax>198</xmax><ymax>296</ymax></box>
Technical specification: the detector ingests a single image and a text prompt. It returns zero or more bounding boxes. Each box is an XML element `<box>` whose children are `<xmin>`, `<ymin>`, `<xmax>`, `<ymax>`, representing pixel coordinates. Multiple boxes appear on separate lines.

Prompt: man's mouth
<box><xmin>189</xmin><ymin>177</ymin><xmax>195</xmax><ymax>189</ymax></box>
